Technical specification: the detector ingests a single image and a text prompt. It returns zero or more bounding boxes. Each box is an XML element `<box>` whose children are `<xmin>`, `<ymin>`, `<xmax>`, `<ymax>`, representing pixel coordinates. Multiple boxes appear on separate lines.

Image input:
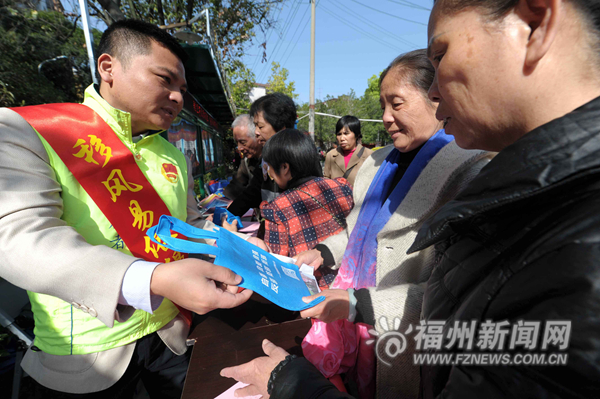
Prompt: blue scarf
<box><xmin>335</xmin><ymin>130</ymin><xmax>452</xmax><ymax>289</ymax></box>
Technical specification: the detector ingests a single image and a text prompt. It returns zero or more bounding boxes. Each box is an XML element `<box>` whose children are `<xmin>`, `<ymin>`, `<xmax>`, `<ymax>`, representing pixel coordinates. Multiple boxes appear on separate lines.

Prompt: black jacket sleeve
<box><xmin>227</xmin><ymin>162</ymin><xmax>264</xmax><ymax>216</ymax></box>
<box><xmin>428</xmin><ymin>242</ymin><xmax>600</xmax><ymax>399</ymax></box>
<box><xmin>223</xmin><ymin>159</ymin><xmax>251</xmax><ymax>201</ymax></box>
<box><xmin>353</xmin><ymin>289</ymin><xmax>375</xmax><ymax>326</ymax></box>
<box><xmin>314</xmin><ymin>244</ymin><xmax>335</xmax><ymax>268</ymax></box>
<box><xmin>271</xmin><ymin>357</ymin><xmax>354</xmax><ymax>399</ymax></box>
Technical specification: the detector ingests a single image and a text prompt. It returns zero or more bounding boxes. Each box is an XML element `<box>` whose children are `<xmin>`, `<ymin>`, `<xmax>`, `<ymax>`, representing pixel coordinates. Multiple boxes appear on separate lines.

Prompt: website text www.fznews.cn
<box><xmin>413</xmin><ymin>352</ymin><xmax>568</xmax><ymax>366</ymax></box>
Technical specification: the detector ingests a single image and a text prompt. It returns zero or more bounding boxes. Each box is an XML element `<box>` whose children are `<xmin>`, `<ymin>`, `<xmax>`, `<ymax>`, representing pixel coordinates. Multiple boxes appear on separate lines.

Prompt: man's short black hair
<box><xmin>262</xmin><ymin>129</ymin><xmax>322</xmax><ymax>184</ymax></box>
<box><xmin>250</xmin><ymin>93</ymin><xmax>297</xmax><ymax>132</ymax></box>
<box><xmin>95</xmin><ymin>19</ymin><xmax>187</xmax><ymax>83</ymax></box>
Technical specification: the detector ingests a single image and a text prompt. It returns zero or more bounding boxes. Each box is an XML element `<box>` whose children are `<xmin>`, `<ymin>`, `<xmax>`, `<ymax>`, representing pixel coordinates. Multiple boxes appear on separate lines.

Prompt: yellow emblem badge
<box><xmin>161</xmin><ymin>163</ymin><xmax>179</xmax><ymax>184</ymax></box>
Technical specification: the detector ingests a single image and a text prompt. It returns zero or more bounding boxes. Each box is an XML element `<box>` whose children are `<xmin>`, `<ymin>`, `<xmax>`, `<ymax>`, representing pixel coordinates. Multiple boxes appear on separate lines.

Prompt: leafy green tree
<box><xmin>297</xmin><ymin>99</ymin><xmax>338</xmax><ymax>145</ymax></box>
<box><xmin>266</xmin><ymin>61</ymin><xmax>297</xmax><ymax>99</ymax></box>
<box><xmin>297</xmin><ymin>72</ymin><xmax>388</xmax><ymax>147</ymax></box>
<box><xmin>358</xmin><ymin>73</ymin><xmax>387</xmax><ymax>145</ymax></box>
<box><xmin>0</xmin><ymin>78</ymin><xmax>15</xmax><ymax>105</ymax></box>
<box><xmin>318</xmin><ymin>92</ymin><xmax>357</xmax><ymax>143</ymax></box>
<box><xmin>87</xmin><ymin>0</ymin><xmax>286</xmax><ymax>123</ymax></box>
<box><xmin>89</xmin><ymin>0</ymin><xmax>282</xmax><ymax>59</ymax></box>
<box><xmin>225</xmin><ymin>59</ymin><xmax>254</xmax><ymax>111</ymax></box>
<box><xmin>0</xmin><ymin>2</ymin><xmax>102</xmax><ymax>106</ymax></box>
<box><xmin>88</xmin><ymin>0</ymin><xmax>284</xmax><ymax>98</ymax></box>
<box><xmin>297</xmin><ymin>91</ymin><xmax>361</xmax><ymax>145</ymax></box>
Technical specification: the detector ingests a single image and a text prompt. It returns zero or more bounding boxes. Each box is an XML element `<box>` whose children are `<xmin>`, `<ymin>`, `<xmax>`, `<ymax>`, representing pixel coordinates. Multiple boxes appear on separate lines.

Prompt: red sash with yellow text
<box><xmin>12</xmin><ymin>103</ymin><xmax>192</xmax><ymax>324</ymax></box>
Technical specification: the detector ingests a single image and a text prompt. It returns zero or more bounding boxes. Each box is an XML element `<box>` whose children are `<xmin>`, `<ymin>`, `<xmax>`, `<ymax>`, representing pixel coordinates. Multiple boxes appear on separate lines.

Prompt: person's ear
<box><xmin>517</xmin><ymin>0</ymin><xmax>561</xmax><ymax>69</ymax></box>
<box><xmin>97</xmin><ymin>53</ymin><xmax>115</xmax><ymax>84</ymax></box>
<box><xmin>281</xmin><ymin>163</ymin><xmax>292</xmax><ymax>180</ymax></box>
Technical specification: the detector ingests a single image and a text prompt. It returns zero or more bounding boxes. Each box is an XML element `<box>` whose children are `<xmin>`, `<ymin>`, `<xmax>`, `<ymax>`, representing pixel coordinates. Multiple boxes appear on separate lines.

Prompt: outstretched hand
<box><xmin>300</xmin><ymin>289</ymin><xmax>350</xmax><ymax>323</ymax></box>
<box><xmin>221</xmin><ymin>217</ymin><xmax>239</xmax><ymax>232</ymax></box>
<box><xmin>220</xmin><ymin>339</ymin><xmax>289</xmax><ymax>398</ymax></box>
<box><xmin>293</xmin><ymin>249</ymin><xmax>324</xmax><ymax>269</ymax></box>
<box><xmin>150</xmin><ymin>258</ymin><xmax>253</xmax><ymax>315</ymax></box>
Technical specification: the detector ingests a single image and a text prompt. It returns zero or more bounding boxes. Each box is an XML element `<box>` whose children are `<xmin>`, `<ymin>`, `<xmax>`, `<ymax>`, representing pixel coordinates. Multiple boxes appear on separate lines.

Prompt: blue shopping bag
<box><xmin>146</xmin><ymin>215</ymin><xmax>325</xmax><ymax>311</ymax></box>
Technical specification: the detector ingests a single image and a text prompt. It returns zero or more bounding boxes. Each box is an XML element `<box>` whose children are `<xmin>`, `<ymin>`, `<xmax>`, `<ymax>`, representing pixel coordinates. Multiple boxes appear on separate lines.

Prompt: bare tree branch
<box><xmin>156</xmin><ymin>0</ymin><xmax>165</xmax><ymax>26</ymax></box>
<box><xmin>125</xmin><ymin>0</ymin><xmax>141</xmax><ymax>19</ymax></box>
<box><xmin>87</xmin><ymin>1</ymin><xmax>113</xmax><ymax>26</ymax></box>
<box><xmin>95</xmin><ymin>0</ymin><xmax>126</xmax><ymax>22</ymax></box>
<box><xmin>186</xmin><ymin>0</ymin><xmax>194</xmax><ymax>25</ymax></box>
<box><xmin>62</xmin><ymin>14</ymin><xmax>81</xmax><ymax>42</ymax></box>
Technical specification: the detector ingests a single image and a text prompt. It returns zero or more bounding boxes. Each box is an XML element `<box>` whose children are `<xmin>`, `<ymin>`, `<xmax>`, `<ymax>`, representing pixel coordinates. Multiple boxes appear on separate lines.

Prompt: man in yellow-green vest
<box><xmin>0</xmin><ymin>20</ymin><xmax>252</xmax><ymax>398</ymax></box>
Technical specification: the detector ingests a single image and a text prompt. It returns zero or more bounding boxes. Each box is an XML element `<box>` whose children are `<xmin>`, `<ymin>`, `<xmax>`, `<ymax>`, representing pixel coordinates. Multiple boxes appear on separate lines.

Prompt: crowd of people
<box><xmin>1</xmin><ymin>0</ymin><xmax>599</xmax><ymax>398</ymax></box>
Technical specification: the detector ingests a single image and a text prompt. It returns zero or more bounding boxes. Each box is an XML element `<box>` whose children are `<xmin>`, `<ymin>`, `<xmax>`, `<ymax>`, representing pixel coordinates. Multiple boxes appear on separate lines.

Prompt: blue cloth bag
<box><xmin>147</xmin><ymin>215</ymin><xmax>325</xmax><ymax>311</ymax></box>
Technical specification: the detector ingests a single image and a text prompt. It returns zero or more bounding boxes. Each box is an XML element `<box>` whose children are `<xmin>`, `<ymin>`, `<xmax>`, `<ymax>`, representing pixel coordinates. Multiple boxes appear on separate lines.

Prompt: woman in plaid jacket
<box><xmin>259</xmin><ymin>129</ymin><xmax>354</xmax><ymax>258</ymax></box>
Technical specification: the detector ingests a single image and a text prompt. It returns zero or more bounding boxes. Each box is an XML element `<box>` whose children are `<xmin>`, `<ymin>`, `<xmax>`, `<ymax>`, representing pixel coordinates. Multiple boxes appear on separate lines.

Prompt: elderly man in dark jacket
<box><xmin>223</xmin><ymin>114</ymin><xmax>261</xmax><ymax>201</ymax></box>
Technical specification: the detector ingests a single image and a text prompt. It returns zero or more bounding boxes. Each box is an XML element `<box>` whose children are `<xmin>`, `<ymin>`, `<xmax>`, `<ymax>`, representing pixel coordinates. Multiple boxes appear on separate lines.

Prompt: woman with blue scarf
<box><xmin>220</xmin><ymin>50</ymin><xmax>493</xmax><ymax>399</ymax></box>
<box><xmin>296</xmin><ymin>49</ymin><xmax>494</xmax><ymax>399</ymax></box>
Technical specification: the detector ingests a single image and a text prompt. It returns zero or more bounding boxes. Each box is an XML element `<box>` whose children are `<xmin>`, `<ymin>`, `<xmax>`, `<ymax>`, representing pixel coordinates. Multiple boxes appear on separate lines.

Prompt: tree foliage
<box><xmin>225</xmin><ymin>59</ymin><xmax>254</xmax><ymax>112</ymax></box>
<box><xmin>225</xmin><ymin>59</ymin><xmax>298</xmax><ymax>115</ymax></box>
<box><xmin>297</xmin><ymin>72</ymin><xmax>388</xmax><ymax>147</ymax></box>
<box><xmin>0</xmin><ymin>1</ymin><xmax>101</xmax><ymax>106</ymax></box>
<box><xmin>88</xmin><ymin>0</ymin><xmax>285</xmax><ymax>111</ymax></box>
<box><xmin>266</xmin><ymin>61</ymin><xmax>296</xmax><ymax>100</ymax></box>
<box><xmin>358</xmin><ymin>73</ymin><xmax>386</xmax><ymax>145</ymax></box>
<box><xmin>227</xmin><ymin>60</ymin><xmax>299</xmax><ymax>112</ymax></box>
<box><xmin>89</xmin><ymin>0</ymin><xmax>282</xmax><ymax>61</ymax></box>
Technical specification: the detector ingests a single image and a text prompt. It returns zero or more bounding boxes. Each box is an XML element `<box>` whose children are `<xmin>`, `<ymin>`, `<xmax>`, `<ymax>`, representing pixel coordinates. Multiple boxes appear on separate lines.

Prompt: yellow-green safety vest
<box><xmin>28</xmin><ymin>85</ymin><xmax>187</xmax><ymax>355</ymax></box>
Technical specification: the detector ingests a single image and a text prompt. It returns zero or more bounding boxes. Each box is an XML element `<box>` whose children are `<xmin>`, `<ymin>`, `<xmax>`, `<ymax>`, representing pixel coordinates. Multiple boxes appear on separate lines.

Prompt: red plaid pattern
<box><xmin>260</xmin><ymin>177</ymin><xmax>354</xmax><ymax>257</ymax></box>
